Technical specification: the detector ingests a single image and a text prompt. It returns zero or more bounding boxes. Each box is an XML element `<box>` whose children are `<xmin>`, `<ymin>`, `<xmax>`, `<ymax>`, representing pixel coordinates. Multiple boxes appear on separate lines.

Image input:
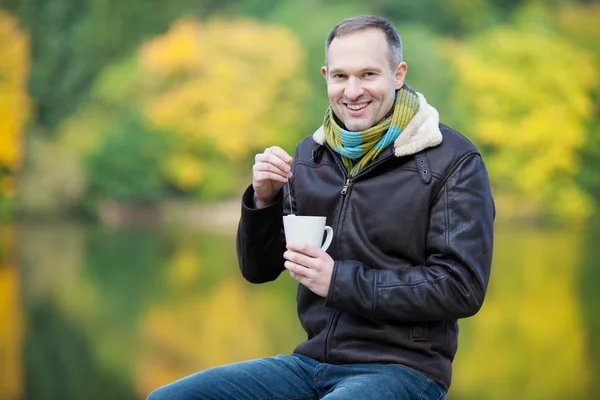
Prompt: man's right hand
<box><xmin>252</xmin><ymin>146</ymin><xmax>293</xmax><ymax>209</ymax></box>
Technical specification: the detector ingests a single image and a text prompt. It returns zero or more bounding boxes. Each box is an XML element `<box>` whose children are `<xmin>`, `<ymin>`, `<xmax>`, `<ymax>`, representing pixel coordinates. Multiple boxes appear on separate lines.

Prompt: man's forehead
<box><xmin>327</xmin><ymin>28</ymin><xmax>390</xmax><ymax>68</ymax></box>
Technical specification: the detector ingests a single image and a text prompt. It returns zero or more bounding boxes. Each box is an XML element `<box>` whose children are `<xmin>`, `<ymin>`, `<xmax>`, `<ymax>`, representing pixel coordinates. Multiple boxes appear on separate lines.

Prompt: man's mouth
<box><xmin>345</xmin><ymin>102</ymin><xmax>369</xmax><ymax>111</ymax></box>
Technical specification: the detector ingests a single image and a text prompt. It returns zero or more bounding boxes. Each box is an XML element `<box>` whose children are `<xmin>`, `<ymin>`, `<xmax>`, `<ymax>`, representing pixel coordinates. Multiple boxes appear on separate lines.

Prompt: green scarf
<box><xmin>323</xmin><ymin>85</ymin><xmax>420</xmax><ymax>176</ymax></box>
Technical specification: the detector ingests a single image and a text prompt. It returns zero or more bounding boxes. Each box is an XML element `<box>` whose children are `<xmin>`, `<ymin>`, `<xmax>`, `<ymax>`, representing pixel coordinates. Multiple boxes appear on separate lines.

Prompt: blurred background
<box><xmin>0</xmin><ymin>0</ymin><xmax>599</xmax><ymax>399</ymax></box>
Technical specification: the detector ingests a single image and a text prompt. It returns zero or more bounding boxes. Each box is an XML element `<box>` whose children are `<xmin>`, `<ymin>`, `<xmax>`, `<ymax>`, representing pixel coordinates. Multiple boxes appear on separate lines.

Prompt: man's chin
<box><xmin>344</xmin><ymin>122</ymin><xmax>370</xmax><ymax>132</ymax></box>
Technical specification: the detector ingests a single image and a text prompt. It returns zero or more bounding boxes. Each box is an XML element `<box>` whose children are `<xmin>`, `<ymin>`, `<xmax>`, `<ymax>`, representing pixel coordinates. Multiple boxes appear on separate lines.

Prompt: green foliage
<box><xmin>556</xmin><ymin>2</ymin><xmax>600</xmax><ymax>206</ymax></box>
<box><xmin>18</xmin><ymin>0</ymin><xmax>191</xmax><ymax>130</ymax></box>
<box><xmin>85</xmin><ymin>17</ymin><xmax>308</xmax><ymax>202</ymax></box>
<box><xmin>369</xmin><ymin>0</ymin><xmax>499</xmax><ymax>36</ymax></box>
<box><xmin>399</xmin><ymin>25</ymin><xmax>456</xmax><ymax>125</ymax></box>
<box><xmin>578</xmin><ymin>121</ymin><xmax>600</xmax><ymax>202</ymax></box>
<box><xmin>194</xmin><ymin>158</ymin><xmax>242</xmax><ymax>202</ymax></box>
<box><xmin>86</xmin><ymin>113</ymin><xmax>167</xmax><ymax>204</ymax></box>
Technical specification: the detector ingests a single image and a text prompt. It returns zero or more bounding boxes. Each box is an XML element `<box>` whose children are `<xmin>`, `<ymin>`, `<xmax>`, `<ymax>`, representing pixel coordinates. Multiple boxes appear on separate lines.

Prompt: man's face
<box><xmin>322</xmin><ymin>28</ymin><xmax>407</xmax><ymax>132</ymax></box>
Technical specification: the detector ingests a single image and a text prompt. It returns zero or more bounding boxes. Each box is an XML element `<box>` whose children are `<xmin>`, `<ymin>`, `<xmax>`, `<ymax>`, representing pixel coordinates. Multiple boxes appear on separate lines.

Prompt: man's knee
<box><xmin>146</xmin><ymin>386</ymin><xmax>165</xmax><ymax>400</ymax></box>
<box><xmin>146</xmin><ymin>384</ymin><xmax>180</xmax><ymax>400</ymax></box>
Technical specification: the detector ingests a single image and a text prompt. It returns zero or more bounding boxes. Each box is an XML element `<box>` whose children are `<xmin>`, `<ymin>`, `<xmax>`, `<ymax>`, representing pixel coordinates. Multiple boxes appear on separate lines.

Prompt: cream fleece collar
<box><xmin>312</xmin><ymin>92</ymin><xmax>442</xmax><ymax>157</ymax></box>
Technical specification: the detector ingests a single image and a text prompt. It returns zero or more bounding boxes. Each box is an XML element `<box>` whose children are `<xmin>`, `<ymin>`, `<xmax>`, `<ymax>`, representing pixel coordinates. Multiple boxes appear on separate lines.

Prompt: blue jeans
<box><xmin>147</xmin><ymin>354</ymin><xmax>446</xmax><ymax>400</ymax></box>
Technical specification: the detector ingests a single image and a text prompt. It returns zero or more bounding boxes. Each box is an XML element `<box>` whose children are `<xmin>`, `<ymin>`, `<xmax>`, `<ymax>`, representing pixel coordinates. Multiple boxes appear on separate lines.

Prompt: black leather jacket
<box><xmin>236</xmin><ymin>95</ymin><xmax>495</xmax><ymax>390</ymax></box>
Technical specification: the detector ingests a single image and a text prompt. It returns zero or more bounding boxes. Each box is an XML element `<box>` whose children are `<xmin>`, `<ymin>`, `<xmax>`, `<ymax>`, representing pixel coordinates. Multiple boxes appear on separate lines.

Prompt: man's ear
<box><xmin>321</xmin><ymin>66</ymin><xmax>328</xmax><ymax>81</ymax></box>
<box><xmin>395</xmin><ymin>62</ymin><xmax>408</xmax><ymax>90</ymax></box>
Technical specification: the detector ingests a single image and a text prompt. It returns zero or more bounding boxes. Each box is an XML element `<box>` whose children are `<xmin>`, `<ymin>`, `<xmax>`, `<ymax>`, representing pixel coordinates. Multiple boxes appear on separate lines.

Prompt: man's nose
<box><xmin>344</xmin><ymin>77</ymin><xmax>364</xmax><ymax>101</ymax></box>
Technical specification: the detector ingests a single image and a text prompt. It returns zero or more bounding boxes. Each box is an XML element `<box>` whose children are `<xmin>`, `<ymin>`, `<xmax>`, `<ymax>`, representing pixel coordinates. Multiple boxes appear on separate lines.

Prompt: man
<box><xmin>148</xmin><ymin>15</ymin><xmax>494</xmax><ymax>400</ymax></box>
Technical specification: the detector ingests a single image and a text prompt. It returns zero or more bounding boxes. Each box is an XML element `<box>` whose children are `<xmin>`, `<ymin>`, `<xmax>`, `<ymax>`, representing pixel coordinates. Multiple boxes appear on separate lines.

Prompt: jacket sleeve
<box><xmin>236</xmin><ymin>185</ymin><xmax>288</xmax><ymax>283</ymax></box>
<box><xmin>324</xmin><ymin>154</ymin><xmax>495</xmax><ymax>321</ymax></box>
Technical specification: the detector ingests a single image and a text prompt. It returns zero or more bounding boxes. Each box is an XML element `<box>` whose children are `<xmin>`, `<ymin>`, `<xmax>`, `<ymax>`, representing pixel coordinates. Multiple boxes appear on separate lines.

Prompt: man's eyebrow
<box><xmin>328</xmin><ymin>67</ymin><xmax>383</xmax><ymax>75</ymax></box>
<box><xmin>328</xmin><ymin>68</ymin><xmax>345</xmax><ymax>76</ymax></box>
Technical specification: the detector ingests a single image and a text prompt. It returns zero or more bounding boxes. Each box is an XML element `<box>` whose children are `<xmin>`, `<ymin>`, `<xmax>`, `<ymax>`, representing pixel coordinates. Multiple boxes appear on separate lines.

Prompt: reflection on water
<box><xmin>0</xmin><ymin>222</ymin><xmax>598</xmax><ymax>400</ymax></box>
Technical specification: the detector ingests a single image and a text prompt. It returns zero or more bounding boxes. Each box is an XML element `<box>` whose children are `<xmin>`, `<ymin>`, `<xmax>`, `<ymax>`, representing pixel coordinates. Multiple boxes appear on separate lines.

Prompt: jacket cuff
<box><xmin>241</xmin><ymin>185</ymin><xmax>283</xmax><ymax>217</ymax></box>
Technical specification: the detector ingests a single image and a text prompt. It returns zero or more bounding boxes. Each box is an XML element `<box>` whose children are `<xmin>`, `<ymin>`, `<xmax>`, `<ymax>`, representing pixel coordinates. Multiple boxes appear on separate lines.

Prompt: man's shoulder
<box><xmin>425</xmin><ymin>123</ymin><xmax>484</xmax><ymax>177</ymax></box>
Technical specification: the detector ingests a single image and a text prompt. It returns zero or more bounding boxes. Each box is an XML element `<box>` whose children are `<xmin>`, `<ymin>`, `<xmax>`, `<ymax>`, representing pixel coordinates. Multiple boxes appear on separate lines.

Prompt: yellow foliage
<box><xmin>163</xmin><ymin>153</ymin><xmax>206</xmax><ymax>191</ymax></box>
<box><xmin>452</xmin><ymin>228</ymin><xmax>591</xmax><ymax>399</ymax></box>
<box><xmin>139</xmin><ymin>18</ymin><xmax>308</xmax><ymax>191</ymax></box>
<box><xmin>446</xmin><ymin>27</ymin><xmax>598</xmax><ymax>222</ymax></box>
<box><xmin>0</xmin><ymin>12</ymin><xmax>29</xmax><ymax>197</ymax></box>
<box><xmin>0</xmin><ymin>227</ymin><xmax>22</xmax><ymax>399</ymax></box>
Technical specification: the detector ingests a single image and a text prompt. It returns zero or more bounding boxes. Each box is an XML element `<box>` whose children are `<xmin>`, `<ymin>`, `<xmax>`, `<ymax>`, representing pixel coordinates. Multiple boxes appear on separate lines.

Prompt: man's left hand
<box><xmin>284</xmin><ymin>243</ymin><xmax>334</xmax><ymax>298</ymax></box>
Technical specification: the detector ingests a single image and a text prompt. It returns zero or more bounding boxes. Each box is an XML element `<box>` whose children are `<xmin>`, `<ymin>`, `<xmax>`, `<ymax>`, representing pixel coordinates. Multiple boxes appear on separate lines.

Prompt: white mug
<box><xmin>283</xmin><ymin>215</ymin><xmax>333</xmax><ymax>251</ymax></box>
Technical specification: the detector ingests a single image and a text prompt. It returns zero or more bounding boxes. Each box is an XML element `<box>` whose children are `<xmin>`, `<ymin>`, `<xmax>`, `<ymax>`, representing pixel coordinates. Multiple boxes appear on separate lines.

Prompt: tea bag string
<box><xmin>287</xmin><ymin>180</ymin><xmax>294</xmax><ymax>215</ymax></box>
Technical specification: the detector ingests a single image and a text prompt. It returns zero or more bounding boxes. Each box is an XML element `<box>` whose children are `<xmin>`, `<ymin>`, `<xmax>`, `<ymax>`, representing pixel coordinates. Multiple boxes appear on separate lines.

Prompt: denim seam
<box><xmin>418</xmin><ymin>378</ymin><xmax>433</xmax><ymax>400</ymax></box>
<box><xmin>320</xmin><ymin>365</ymin><xmax>332</xmax><ymax>381</ymax></box>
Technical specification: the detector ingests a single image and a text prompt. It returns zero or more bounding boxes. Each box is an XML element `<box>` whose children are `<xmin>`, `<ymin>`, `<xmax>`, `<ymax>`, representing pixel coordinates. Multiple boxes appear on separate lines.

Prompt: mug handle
<box><xmin>321</xmin><ymin>226</ymin><xmax>333</xmax><ymax>251</ymax></box>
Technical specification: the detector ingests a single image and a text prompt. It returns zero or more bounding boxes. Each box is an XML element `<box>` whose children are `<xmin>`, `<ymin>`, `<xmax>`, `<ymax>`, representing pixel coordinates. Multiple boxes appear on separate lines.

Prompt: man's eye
<box><xmin>364</xmin><ymin>72</ymin><xmax>376</xmax><ymax>77</ymax></box>
<box><xmin>333</xmin><ymin>74</ymin><xmax>346</xmax><ymax>79</ymax></box>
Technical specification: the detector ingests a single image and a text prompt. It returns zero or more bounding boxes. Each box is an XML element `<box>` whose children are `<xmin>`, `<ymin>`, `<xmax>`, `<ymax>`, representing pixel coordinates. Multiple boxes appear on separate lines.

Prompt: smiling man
<box><xmin>323</xmin><ymin>27</ymin><xmax>405</xmax><ymax>132</ymax></box>
<box><xmin>148</xmin><ymin>15</ymin><xmax>495</xmax><ymax>400</ymax></box>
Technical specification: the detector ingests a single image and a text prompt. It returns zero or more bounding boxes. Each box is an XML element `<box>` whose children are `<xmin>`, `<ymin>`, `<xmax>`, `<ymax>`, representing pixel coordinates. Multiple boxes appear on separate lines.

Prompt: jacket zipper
<box><xmin>340</xmin><ymin>178</ymin><xmax>351</xmax><ymax>194</ymax></box>
<box><xmin>320</xmin><ymin>146</ymin><xmax>394</xmax><ymax>362</ymax></box>
<box><xmin>321</xmin><ymin>146</ymin><xmax>348</xmax><ymax>362</ymax></box>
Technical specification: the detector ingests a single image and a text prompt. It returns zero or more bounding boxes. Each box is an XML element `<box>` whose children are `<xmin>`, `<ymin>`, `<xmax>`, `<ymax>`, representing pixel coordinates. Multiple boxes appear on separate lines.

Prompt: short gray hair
<box><xmin>325</xmin><ymin>15</ymin><xmax>403</xmax><ymax>69</ymax></box>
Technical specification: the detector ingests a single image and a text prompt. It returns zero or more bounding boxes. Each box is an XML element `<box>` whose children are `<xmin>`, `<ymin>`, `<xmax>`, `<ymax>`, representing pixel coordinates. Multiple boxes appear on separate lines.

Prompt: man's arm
<box><xmin>236</xmin><ymin>186</ymin><xmax>287</xmax><ymax>283</ymax></box>
<box><xmin>236</xmin><ymin>145</ymin><xmax>295</xmax><ymax>284</ymax></box>
<box><xmin>324</xmin><ymin>154</ymin><xmax>495</xmax><ymax>321</ymax></box>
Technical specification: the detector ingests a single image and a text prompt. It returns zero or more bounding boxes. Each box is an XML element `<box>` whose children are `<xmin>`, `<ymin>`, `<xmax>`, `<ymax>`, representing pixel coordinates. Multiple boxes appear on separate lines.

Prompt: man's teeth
<box><xmin>347</xmin><ymin>103</ymin><xmax>368</xmax><ymax>110</ymax></box>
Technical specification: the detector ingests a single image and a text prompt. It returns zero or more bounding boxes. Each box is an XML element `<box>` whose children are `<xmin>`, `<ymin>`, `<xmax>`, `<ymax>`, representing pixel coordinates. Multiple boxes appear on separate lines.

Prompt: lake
<box><xmin>0</xmin><ymin>221</ymin><xmax>598</xmax><ymax>399</ymax></box>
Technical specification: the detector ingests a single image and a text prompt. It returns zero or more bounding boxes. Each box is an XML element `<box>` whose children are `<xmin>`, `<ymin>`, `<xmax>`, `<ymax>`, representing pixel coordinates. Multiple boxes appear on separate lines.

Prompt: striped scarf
<box><xmin>323</xmin><ymin>85</ymin><xmax>420</xmax><ymax>176</ymax></box>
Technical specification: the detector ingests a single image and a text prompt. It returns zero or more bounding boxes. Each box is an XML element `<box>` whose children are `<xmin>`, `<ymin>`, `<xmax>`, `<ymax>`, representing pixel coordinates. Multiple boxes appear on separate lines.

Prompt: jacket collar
<box><xmin>312</xmin><ymin>92</ymin><xmax>442</xmax><ymax>157</ymax></box>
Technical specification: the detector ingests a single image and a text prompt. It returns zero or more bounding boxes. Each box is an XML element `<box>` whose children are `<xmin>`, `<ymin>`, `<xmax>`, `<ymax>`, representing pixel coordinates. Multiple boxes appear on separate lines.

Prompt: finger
<box><xmin>253</xmin><ymin>162</ymin><xmax>290</xmax><ymax>179</ymax></box>
<box><xmin>254</xmin><ymin>154</ymin><xmax>293</xmax><ymax>179</ymax></box>
<box><xmin>284</xmin><ymin>261</ymin><xmax>311</xmax><ymax>277</ymax></box>
<box><xmin>286</xmin><ymin>243</ymin><xmax>322</xmax><ymax>258</ymax></box>
<box><xmin>253</xmin><ymin>171</ymin><xmax>289</xmax><ymax>184</ymax></box>
<box><xmin>289</xmin><ymin>271</ymin><xmax>304</xmax><ymax>282</ymax></box>
<box><xmin>265</xmin><ymin>146</ymin><xmax>293</xmax><ymax>165</ymax></box>
<box><xmin>261</xmin><ymin>152</ymin><xmax>293</xmax><ymax>175</ymax></box>
<box><xmin>284</xmin><ymin>250</ymin><xmax>316</xmax><ymax>269</ymax></box>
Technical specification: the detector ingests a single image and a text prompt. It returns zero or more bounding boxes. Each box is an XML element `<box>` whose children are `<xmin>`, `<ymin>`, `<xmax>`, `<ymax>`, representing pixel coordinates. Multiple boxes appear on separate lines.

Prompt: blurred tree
<box><xmin>139</xmin><ymin>18</ymin><xmax>308</xmax><ymax>190</ymax></box>
<box><xmin>0</xmin><ymin>0</ymin><xmax>20</xmax><ymax>15</ymax></box>
<box><xmin>33</xmin><ymin>16</ymin><xmax>308</xmax><ymax>216</ymax></box>
<box><xmin>0</xmin><ymin>11</ymin><xmax>29</xmax><ymax>200</ymax></box>
<box><xmin>368</xmin><ymin>0</ymin><xmax>499</xmax><ymax>36</ymax></box>
<box><xmin>17</xmin><ymin>0</ymin><xmax>191</xmax><ymax>132</ymax></box>
<box><xmin>262</xmin><ymin>0</ymin><xmax>370</xmax><ymax>134</ymax></box>
<box><xmin>445</xmin><ymin>21</ymin><xmax>598</xmax><ymax>223</ymax></box>
<box><xmin>398</xmin><ymin>24</ymin><xmax>456</xmax><ymax>125</ymax></box>
<box><xmin>88</xmin><ymin>17</ymin><xmax>308</xmax><ymax>202</ymax></box>
<box><xmin>86</xmin><ymin>112</ymin><xmax>168</xmax><ymax>205</ymax></box>
<box><xmin>557</xmin><ymin>3</ymin><xmax>600</xmax><ymax>204</ymax></box>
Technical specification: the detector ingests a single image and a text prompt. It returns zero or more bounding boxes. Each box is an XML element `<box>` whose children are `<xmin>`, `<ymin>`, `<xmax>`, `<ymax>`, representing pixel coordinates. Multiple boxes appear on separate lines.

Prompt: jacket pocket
<box><xmin>410</xmin><ymin>322</ymin><xmax>428</xmax><ymax>341</ymax></box>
